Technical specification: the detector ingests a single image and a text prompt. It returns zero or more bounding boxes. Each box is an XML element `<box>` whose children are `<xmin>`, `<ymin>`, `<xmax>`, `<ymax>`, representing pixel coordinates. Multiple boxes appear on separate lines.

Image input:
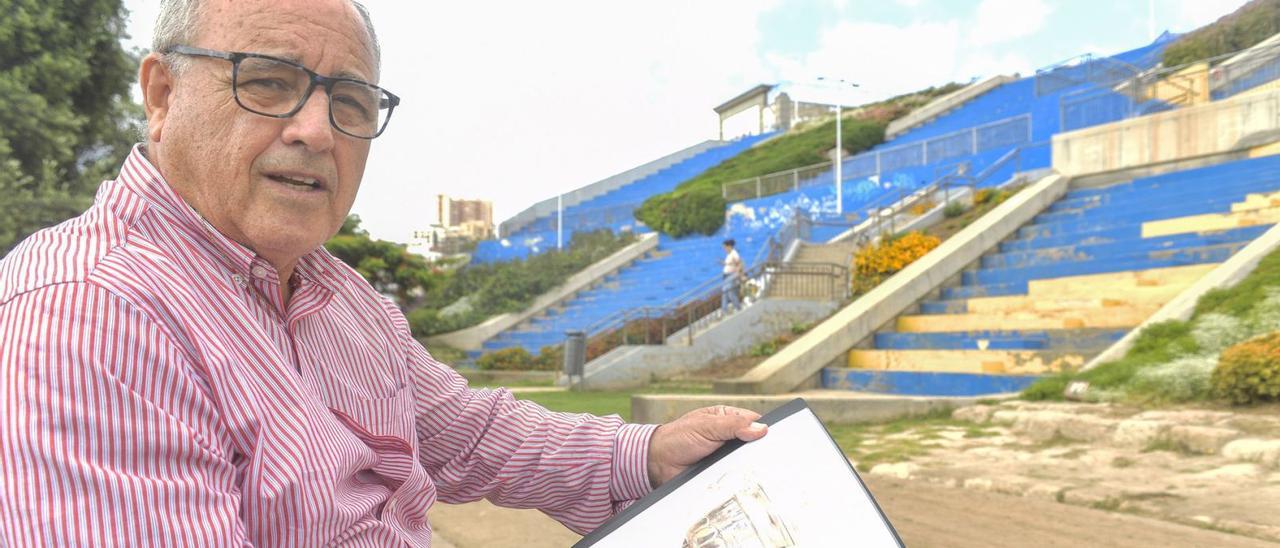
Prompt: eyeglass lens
<box><xmin>234</xmin><ymin>56</ymin><xmax>390</xmax><ymax>138</ymax></box>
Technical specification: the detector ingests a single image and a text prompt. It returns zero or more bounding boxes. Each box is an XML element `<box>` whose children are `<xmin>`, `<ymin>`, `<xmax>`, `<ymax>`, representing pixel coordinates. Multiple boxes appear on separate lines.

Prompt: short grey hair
<box><xmin>153</xmin><ymin>0</ymin><xmax>381</xmax><ymax>75</ymax></box>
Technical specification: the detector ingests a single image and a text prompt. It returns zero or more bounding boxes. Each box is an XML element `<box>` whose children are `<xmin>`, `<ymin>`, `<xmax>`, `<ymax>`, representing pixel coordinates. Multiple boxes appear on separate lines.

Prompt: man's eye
<box><xmin>334</xmin><ymin>95</ymin><xmax>373</xmax><ymax>118</ymax></box>
<box><xmin>242</xmin><ymin>78</ymin><xmax>292</xmax><ymax>92</ymax></box>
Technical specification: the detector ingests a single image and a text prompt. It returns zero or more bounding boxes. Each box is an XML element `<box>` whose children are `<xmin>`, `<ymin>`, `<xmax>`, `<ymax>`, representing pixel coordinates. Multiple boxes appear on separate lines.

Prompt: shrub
<box><xmin>536</xmin><ymin>344</ymin><xmax>565</xmax><ymax>371</ymax></box>
<box><xmin>908</xmin><ymin>199</ymin><xmax>937</xmax><ymax>216</ymax></box>
<box><xmin>943</xmin><ymin>201</ymin><xmax>967</xmax><ymax>219</ymax></box>
<box><xmin>422</xmin><ymin>342</ymin><xmax>467</xmax><ymax>365</ymax></box>
<box><xmin>477</xmin><ymin>347</ymin><xmax>538</xmax><ymax>371</ymax></box>
<box><xmin>1128</xmin><ymin>354</ymin><xmax>1217</xmax><ymax>402</ymax></box>
<box><xmin>853</xmin><ymin>231</ymin><xmax>941</xmax><ymax>293</ymax></box>
<box><xmin>634</xmin><ymin>186</ymin><xmax>726</xmax><ymax>238</ymax></box>
<box><xmin>410</xmin><ymin>229</ymin><xmax>636</xmax><ymax>338</ymax></box>
<box><xmin>750</xmin><ymin>340</ymin><xmax>779</xmax><ymax>357</ymax></box>
<box><xmin>1212</xmin><ymin>332</ymin><xmax>1280</xmax><ymax>404</ymax></box>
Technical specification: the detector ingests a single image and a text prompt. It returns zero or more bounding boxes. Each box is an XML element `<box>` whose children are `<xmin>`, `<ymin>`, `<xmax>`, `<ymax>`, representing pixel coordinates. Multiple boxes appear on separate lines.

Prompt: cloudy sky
<box><xmin>121</xmin><ymin>0</ymin><xmax>1248</xmax><ymax>243</ymax></box>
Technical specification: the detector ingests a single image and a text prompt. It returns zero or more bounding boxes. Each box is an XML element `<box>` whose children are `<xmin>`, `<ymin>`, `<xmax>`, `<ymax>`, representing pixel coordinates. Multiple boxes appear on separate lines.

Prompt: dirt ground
<box><xmin>428</xmin><ymin>475</ymin><xmax>1277</xmax><ymax>547</ymax></box>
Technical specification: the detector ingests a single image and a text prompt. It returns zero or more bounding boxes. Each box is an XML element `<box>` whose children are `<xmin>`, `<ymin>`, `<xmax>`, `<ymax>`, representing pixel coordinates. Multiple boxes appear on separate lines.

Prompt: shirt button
<box><xmin>251</xmin><ymin>265</ymin><xmax>269</xmax><ymax>279</ymax></box>
<box><xmin>230</xmin><ymin>273</ymin><xmax>247</xmax><ymax>287</ymax></box>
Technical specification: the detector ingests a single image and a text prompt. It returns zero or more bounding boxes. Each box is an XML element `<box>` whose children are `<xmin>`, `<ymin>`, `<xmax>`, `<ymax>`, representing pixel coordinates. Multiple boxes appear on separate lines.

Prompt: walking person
<box><xmin>721</xmin><ymin>238</ymin><xmax>744</xmax><ymax>314</ymax></box>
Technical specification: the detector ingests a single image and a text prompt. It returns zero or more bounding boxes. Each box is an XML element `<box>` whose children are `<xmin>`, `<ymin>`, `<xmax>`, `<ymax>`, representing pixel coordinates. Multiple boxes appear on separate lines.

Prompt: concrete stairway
<box><xmin>823</xmin><ymin>155</ymin><xmax>1280</xmax><ymax>397</ymax></box>
<box><xmin>765</xmin><ymin>241</ymin><xmax>857</xmax><ymax>301</ymax></box>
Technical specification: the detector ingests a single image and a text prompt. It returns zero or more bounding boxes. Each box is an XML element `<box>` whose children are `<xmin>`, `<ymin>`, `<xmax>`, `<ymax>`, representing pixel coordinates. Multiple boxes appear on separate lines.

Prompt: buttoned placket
<box><xmin>232</xmin><ymin>260</ymin><xmax>308</xmax><ymax>374</ymax></box>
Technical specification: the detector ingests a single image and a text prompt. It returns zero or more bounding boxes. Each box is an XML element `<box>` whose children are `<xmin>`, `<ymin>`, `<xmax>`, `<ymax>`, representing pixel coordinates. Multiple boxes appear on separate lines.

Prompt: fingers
<box><xmin>697</xmin><ymin>405</ymin><xmax>762</xmax><ymax>422</ymax></box>
<box><xmin>692</xmin><ymin>409</ymin><xmax>768</xmax><ymax>443</ymax></box>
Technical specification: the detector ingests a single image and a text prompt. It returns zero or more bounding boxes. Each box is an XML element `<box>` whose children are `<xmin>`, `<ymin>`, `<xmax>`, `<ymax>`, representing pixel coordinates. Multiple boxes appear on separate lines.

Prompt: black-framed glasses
<box><xmin>162</xmin><ymin>45</ymin><xmax>400</xmax><ymax>139</ymax></box>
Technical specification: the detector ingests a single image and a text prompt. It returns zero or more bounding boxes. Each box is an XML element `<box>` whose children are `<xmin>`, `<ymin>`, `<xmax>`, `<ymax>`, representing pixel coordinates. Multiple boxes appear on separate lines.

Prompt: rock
<box><xmin>990</xmin><ymin>477</ymin><xmax>1033</xmax><ymax>496</ymax></box>
<box><xmin>989</xmin><ymin>410</ymin><xmax>1022</xmax><ymax>426</ymax></box>
<box><xmin>1112</xmin><ymin>420</ymin><xmax>1174</xmax><ymax>449</ymax></box>
<box><xmin>1060</xmin><ymin>488</ymin><xmax>1110</xmax><ymax>507</ymax></box>
<box><xmin>1221</xmin><ymin>438</ymin><xmax>1280</xmax><ymax>467</ymax></box>
<box><xmin>1169</xmin><ymin>425</ymin><xmax>1241</xmax><ymax>455</ymax></box>
<box><xmin>1060</xmin><ymin>414</ymin><xmax>1117</xmax><ymax>443</ymax></box>
<box><xmin>1011</xmin><ymin>411</ymin><xmax>1075</xmax><ymax>442</ymax></box>
<box><xmin>1190</xmin><ymin>463</ymin><xmax>1264</xmax><ymax>481</ymax></box>
<box><xmin>962</xmin><ymin>477</ymin><xmax>995</xmax><ymax>491</ymax></box>
<box><xmin>1026</xmin><ymin>483</ymin><xmax>1067</xmax><ymax>501</ymax></box>
<box><xmin>869</xmin><ymin>462</ymin><xmax>919</xmax><ymax>479</ymax></box>
<box><xmin>953</xmin><ymin>405</ymin><xmax>995</xmax><ymax>423</ymax></box>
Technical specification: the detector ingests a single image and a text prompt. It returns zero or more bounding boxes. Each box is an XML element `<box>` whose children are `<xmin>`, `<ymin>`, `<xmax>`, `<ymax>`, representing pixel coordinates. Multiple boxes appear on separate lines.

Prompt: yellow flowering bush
<box><xmin>908</xmin><ymin>199</ymin><xmax>937</xmax><ymax>216</ymax></box>
<box><xmin>1212</xmin><ymin>332</ymin><xmax>1280</xmax><ymax>404</ymax></box>
<box><xmin>853</xmin><ymin>231</ymin><xmax>941</xmax><ymax>293</ymax></box>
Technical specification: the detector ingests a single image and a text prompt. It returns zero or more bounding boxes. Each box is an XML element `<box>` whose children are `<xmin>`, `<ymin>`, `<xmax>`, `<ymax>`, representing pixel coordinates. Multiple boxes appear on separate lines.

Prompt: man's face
<box><xmin>149</xmin><ymin>0</ymin><xmax>377</xmax><ymax>266</ymax></box>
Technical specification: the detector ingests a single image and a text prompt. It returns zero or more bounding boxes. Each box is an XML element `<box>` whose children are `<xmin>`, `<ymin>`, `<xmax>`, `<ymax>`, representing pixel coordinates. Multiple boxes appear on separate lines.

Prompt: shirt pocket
<box><xmin>325</xmin><ymin>382</ymin><xmax>418</xmax><ymax>455</ymax></box>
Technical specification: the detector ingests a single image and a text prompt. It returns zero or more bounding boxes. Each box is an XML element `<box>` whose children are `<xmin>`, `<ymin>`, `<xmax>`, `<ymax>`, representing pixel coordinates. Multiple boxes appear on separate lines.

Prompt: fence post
<box><xmin>793</xmin><ymin>168</ymin><xmax>800</xmax><ymax>192</ymax></box>
<box><xmin>755</xmin><ymin>176</ymin><xmax>762</xmax><ymax>199</ymax></box>
<box><xmin>687</xmin><ymin>305</ymin><xmax>693</xmax><ymax>346</ymax></box>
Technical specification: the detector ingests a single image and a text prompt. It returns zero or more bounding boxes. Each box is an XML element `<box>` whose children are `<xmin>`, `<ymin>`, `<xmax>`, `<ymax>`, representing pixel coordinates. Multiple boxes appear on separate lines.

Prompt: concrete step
<box><xmin>822</xmin><ymin>368</ymin><xmax>1044</xmax><ymax>396</ymax></box>
<box><xmin>847</xmin><ymin>349</ymin><xmax>1086</xmax><ymax>375</ymax></box>
<box><xmin>1230</xmin><ymin>190</ymin><xmax>1280</xmax><ymax>213</ymax></box>
<box><xmin>981</xmin><ymin>226</ymin><xmax>1266</xmax><ymax>269</ymax></box>
<box><xmin>1142</xmin><ymin>205</ymin><xmax>1280</xmax><ymax>238</ymax></box>
<box><xmin>874</xmin><ymin>328</ymin><xmax>1126</xmax><ymax>351</ymax></box>
<box><xmin>961</xmin><ymin>241</ymin><xmax>1245</xmax><ymax>286</ymax></box>
<box><xmin>896</xmin><ymin>303</ymin><xmax>1161</xmax><ymax>332</ymax></box>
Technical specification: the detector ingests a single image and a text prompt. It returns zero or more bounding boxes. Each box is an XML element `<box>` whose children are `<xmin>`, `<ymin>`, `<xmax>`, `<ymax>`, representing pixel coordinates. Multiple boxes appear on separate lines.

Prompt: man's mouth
<box><xmin>266</xmin><ymin>173</ymin><xmax>324</xmax><ymax>190</ymax></box>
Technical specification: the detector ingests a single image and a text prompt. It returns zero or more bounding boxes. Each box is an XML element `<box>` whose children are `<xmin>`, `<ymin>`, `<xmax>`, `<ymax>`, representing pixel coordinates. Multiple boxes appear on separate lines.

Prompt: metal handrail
<box><xmin>578</xmin><ymin>207</ymin><xmax>815</xmax><ymax>355</ymax></box>
<box><xmin>577</xmin><ymin>259</ymin><xmax>852</xmax><ymax>361</ymax></box>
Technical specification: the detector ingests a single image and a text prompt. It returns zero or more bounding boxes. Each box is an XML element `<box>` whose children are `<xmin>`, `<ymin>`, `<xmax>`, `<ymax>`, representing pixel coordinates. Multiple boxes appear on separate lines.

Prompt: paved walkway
<box><xmin>428</xmin><ymin>476</ymin><xmax>1277</xmax><ymax>547</ymax></box>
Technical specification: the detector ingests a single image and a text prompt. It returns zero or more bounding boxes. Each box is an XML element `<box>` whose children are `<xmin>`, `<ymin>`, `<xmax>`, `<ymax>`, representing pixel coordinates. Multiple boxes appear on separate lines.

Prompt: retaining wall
<box><xmin>1052</xmin><ymin>88</ymin><xmax>1280</xmax><ymax>178</ymax></box>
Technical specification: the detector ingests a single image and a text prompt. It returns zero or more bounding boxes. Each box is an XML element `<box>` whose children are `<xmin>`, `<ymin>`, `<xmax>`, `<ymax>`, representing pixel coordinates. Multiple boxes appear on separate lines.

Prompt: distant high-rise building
<box><xmin>436</xmin><ymin>194</ymin><xmax>494</xmax><ymax>240</ymax></box>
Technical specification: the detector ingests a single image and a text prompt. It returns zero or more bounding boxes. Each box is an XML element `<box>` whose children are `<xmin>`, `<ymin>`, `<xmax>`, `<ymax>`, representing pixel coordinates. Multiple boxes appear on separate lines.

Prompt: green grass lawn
<box><xmin>515</xmin><ymin>388</ymin><xmax>986</xmax><ymax>467</ymax></box>
<box><xmin>510</xmin><ymin>382</ymin><xmax>714</xmax><ymax>421</ymax></box>
<box><xmin>516</xmin><ymin>391</ymin><xmax>635</xmax><ymax>420</ymax></box>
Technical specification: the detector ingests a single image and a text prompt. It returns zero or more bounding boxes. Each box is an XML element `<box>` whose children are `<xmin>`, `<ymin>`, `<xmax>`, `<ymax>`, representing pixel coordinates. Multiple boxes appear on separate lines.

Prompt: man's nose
<box><xmin>280</xmin><ymin>88</ymin><xmax>336</xmax><ymax>153</ymax></box>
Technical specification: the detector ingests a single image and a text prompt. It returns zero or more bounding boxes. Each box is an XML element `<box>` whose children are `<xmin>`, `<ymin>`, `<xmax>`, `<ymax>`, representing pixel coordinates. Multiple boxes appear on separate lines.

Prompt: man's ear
<box><xmin>139</xmin><ymin>53</ymin><xmax>175</xmax><ymax>143</ymax></box>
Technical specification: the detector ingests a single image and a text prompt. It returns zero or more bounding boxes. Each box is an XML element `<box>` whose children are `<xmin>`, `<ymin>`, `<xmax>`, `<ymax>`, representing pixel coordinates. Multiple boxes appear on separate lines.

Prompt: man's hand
<box><xmin>646</xmin><ymin>405</ymin><xmax>768</xmax><ymax>488</ymax></box>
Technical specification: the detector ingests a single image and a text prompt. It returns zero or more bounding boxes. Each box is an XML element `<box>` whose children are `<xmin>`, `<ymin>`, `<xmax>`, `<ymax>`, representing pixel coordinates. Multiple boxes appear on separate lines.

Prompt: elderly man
<box><xmin>0</xmin><ymin>1</ymin><xmax>765</xmax><ymax>545</ymax></box>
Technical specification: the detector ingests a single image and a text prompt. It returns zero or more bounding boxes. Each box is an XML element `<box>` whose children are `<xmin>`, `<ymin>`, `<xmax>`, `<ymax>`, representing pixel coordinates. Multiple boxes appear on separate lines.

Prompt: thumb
<box><xmin>697</xmin><ymin>414</ymin><xmax>768</xmax><ymax>443</ymax></box>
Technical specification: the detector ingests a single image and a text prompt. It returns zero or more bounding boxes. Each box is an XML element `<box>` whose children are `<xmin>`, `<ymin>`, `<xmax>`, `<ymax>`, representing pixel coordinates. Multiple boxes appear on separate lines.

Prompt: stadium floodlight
<box><xmin>817</xmin><ymin>77</ymin><xmax>860</xmax><ymax>219</ymax></box>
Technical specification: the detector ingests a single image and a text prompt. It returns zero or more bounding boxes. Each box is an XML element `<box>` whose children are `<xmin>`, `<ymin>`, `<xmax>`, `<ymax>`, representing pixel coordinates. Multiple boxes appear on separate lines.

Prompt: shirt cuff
<box><xmin>609</xmin><ymin>423</ymin><xmax>659</xmax><ymax>503</ymax></box>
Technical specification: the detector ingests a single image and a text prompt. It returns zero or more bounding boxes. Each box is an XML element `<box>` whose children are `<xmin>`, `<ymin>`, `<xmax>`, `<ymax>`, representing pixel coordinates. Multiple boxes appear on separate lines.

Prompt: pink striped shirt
<box><xmin>0</xmin><ymin>146</ymin><xmax>656</xmax><ymax>546</ymax></box>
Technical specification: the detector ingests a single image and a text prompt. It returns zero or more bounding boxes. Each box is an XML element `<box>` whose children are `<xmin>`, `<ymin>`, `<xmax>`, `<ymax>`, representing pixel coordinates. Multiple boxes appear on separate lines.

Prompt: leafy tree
<box><xmin>324</xmin><ymin>215</ymin><xmax>441</xmax><ymax>308</ymax></box>
<box><xmin>1</xmin><ymin>0</ymin><xmax>144</xmax><ymax>256</ymax></box>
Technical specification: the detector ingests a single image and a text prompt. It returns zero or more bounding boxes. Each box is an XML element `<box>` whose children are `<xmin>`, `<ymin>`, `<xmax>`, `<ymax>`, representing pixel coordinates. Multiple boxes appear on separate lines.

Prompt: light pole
<box><xmin>818</xmin><ymin>77</ymin><xmax>859</xmax><ymax>219</ymax></box>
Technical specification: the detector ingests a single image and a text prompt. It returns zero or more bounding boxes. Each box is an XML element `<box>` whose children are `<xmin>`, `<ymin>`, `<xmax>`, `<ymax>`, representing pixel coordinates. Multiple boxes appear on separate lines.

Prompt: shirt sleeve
<box><xmin>381</xmin><ymin>302</ymin><xmax>657</xmax><ymax>535</ymax></box>
<box><xmin>0</xmin><ymin>283</ymin><xmax>248</xmax><ymax>547</ymax></box>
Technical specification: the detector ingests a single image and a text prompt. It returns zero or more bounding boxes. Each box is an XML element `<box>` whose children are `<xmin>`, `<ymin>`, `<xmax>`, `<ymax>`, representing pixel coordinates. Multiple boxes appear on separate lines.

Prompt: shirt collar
<box><xmin>111</xmin><ymin>144</ymin><xmax>346</xmax><ymax>294</ymax></box>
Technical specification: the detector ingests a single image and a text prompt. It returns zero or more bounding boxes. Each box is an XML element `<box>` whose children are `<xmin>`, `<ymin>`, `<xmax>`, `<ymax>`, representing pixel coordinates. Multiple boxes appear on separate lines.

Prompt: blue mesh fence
<box><xmin>925</xmin><ymin>130</ymin><xmax>974</xmax><ymax>164</ymax></box>
<box><xmin>878</xmin><ymin>143</ymin><xmax>924</xmax><ymax>173</ymax></box>
<box><xmin>845</xmin><ymin>153</ymin><xmax>878</xmax><ymax>179</ymax></box>
<box><xmin>1060</xmin><ymin>90</ymin><xmax>1134</xmax><ymax>132</ymax></box>
<box><xmin>1215</xmin><ymin>53</ymin><xmax>1280</xmax><ymax>100</ymax></box>
<box><xmin>975</xmin><ymin>115</ymin><xmax>1030</xmax><ymax>151</ymax></box>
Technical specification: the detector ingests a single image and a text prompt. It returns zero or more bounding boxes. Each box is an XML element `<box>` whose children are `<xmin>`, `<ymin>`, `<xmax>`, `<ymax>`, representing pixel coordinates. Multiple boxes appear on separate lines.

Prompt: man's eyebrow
<box><xmin>250</xmin><ymin>49</ymin><xmax>373</xmax><ymax>83</ymax></box>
